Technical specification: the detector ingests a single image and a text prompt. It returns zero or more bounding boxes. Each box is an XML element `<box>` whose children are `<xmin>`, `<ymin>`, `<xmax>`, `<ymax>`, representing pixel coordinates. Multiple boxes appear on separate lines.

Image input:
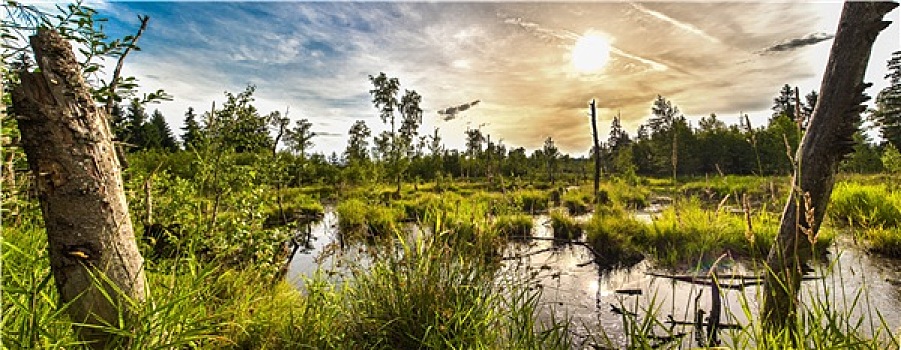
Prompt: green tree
<box><xmin>697</xmin><ymin>113</ymin><xmax>729</xmax><ymax>174</ymax></box>
<box><xmin>211</xmin><ymin>85</ymin><xmax>273</xmax><ymax>153</ymax></box>
<box><xmin>871</xmin><ymin>51</ymin><xmax>901</xmax><ymax>149</ymax></box>
<box><xmin>285</xmin><ymin>118</ymin><xmax>315</xmax><ymax>160</ymax></box>
<box><xmin>542</xmin><ymin>136</ymin><xmax>559</xmax><ymax>184</ymax></box>
<box><xmin>464</xmin><ymin>127</ymin><xmax>485</xmax><ymax>177</ymax></box>
<box><xmin>125</xmin><ymin>98</ymin><xmax>147</xmax><ymax>149</ymax></box>
<box><xmin>267</xmin><ymin>110</ymin><xmax>290</xmax><ymax>156</ymax></box>
<box><xmin>368</xmin><ymin>72</ymin><xmax>423</xmax><ymax>194</ymax></box>
<box><xmin>841</xmin><ymin>132</ymin><xmax>883</xmax><ymax>173</ymax></box>
<box><xmin>181</xmin><ymin>107</ymin><xmax>204</xmax><ymax>150</ymax></box>
<box><xmin>146</xmin><ymin>109</ymin><xmax>177</xmax><ymax>151</ymax></box>
<box><xmin>647</xmin><ymin>95</ymin><xmax>684</xmax><ymax>178</ymax></box>
<box><xmin>800</xmin><ymin>90</ymin><xmax>818</xmax><ymax>128</ymax></box>
<box><xmin>345</xmin><ymin>120</ymin><xmax>371</xmax><ymax>164</ymax></box>
<box><xmin>772</xmin><ymin>84</ymin><xmax>797</xmax><ymax>120</ymax></box>
<box><xmin>607</xmin><ymin>113</ymin><xmax>631</xmax><ymax>175</ymax></box>
<box><xmin>882</xmin><ymin>143</ymin><xmax>901</xmax><ymax>173</ymax></box>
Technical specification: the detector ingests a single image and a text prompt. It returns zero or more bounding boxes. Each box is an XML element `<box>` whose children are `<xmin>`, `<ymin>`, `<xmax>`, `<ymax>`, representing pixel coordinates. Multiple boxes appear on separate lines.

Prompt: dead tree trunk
<box><xmin>589</xmin><ymin>99</ymin><xmax>601</xmax><ymax>202</ymax></box>
<box><xmin>10</xmin><ymin>29</ymin><xmax>146</xmax><ymax>349</ymax></box>
<box><xmin>761</xmin><ymin>1</ymin><xmax>897</xmax><ymax>333</ymax></box>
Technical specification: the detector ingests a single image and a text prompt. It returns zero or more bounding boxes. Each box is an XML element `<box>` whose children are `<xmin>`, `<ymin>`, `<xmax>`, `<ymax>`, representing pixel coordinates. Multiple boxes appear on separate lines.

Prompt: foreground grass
<box><xmin>6</xmin><ymin>174</ymin><xmax>900</xmax><ymax>349</ymax></box>
<box><xmin>1</xmin><ymin>210</ymin><xmax>568</xmax><ymax>349</ymax></box>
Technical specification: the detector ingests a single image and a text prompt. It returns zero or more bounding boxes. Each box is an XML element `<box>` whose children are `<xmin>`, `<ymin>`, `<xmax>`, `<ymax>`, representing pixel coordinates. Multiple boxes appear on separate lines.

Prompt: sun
<box><xmin>572</xmin><ymin>32</ymin><xmax>611</xmax><ymax>73</ymax></box>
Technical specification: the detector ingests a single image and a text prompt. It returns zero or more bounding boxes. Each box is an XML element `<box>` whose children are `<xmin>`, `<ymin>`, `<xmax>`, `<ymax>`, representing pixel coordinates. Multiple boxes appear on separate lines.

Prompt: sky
<box><xmin>31</xmin><ymin>1</ymin><xmax>901</xmax><ymax>156</ymax></box>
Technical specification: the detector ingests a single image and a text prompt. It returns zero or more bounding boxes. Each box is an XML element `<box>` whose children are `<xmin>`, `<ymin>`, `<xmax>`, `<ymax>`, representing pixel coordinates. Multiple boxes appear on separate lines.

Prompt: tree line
<box><xmin>116</xmin><ymin>52</ymin><xmax>901</xmax><ymax>188</ymax></box>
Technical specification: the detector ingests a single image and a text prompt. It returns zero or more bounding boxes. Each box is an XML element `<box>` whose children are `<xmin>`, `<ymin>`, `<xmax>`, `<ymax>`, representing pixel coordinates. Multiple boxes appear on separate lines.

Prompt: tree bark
<box><xmin>10</xmin><ymin>29</ymin><xmax>146</xmax><ymax>349</ymax></box>
<box><xmin>762</xmin><ymin>1</ymin><xmax>897</xmax><ymax>333</ymax></box>
<box><xmin>589</xmin><ymin>100</ymin><xmax>601</xmax><ymax>202</ymax></box>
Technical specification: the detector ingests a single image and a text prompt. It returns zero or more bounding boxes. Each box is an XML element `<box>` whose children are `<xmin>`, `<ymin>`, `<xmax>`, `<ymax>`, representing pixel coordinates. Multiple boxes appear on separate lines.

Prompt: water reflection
<box><xmin>287</xmin><ymin>208</ymin><xmax>901</xmax><ymax>347</ymax></box>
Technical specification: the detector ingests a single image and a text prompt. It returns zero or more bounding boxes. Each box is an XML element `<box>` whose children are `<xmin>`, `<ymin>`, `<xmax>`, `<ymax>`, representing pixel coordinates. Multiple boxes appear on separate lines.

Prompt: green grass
<box><xmin>516</xmin><ymin>189</ymin><xmax>550</xmax><ymax>214</ymax></box>
<box><xmin>335</xmin><ymin>198</ymin><xmax>404</xmax><ymax>239</ymax></box>
<box><xmin>2</xmin><ymin>203</ymin><xmax>571</xmax><ymax>349</ymax></box>
<box><xmin>550</xmin><ymin>210</ymin><xmax>583</xmax><ymax>240</ymax></box>
<box><xmin>602</xmin><ymin>179</ymin><xmax>650</xmax><ymax>209</ymax></box>
<box><xmin>857</xmin><ymin>226</ymin><xmax>901</xmax><ymax>258</ymax></box>
<box><xmin>678</xmin><ymin>174</ymin><xmax>785</xmax><ymax>202</ymax></box>
<box><xmin>9</xmin><ymin>172</ymin><xmax>901</xmax><ymax>349</ymax></box>
<box><xmin>639</xmin><ymin>199</ymin><xmax>770</xmax><ymax>267</ymax></box>
<box><xmin>829</xmin><ymin>182</ymin><xmax>901</xmax><ymax>228</ymax></box>
<box><xmin>584</xmin><ymin>205</ymin><xmax>645</xmax><ymax>267</ymax></box>
<box><xmin>493</xmin><ymin>214</ymin><xmax>534</xmax><ymax>238</ymax></box>
<box><xmin>561</xmin><ymin>187</ymin><xmax>592</xmax><ymax>215</ymax></box>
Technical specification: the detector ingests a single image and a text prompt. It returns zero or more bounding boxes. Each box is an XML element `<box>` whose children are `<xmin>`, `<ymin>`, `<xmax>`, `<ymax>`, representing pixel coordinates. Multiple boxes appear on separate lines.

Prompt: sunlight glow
<box><xmin>572</xmin><ymin>33</ymin><xmax>611</xmax><ymax>73</ymax></box>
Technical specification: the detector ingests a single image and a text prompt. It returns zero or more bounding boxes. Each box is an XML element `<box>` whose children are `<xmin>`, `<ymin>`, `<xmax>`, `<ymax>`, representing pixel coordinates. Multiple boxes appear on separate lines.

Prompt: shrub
<box><xmin>603</xmin><ymin>180</ymin><xmax>650</xmax><ymax>209</ymax></box>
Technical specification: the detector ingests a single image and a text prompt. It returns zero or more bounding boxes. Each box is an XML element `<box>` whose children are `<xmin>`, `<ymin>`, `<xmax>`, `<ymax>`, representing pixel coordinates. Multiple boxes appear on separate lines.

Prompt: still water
<box><xmin>287</xmin><ymin>208</ymin><xmax>901</xmax><ymax>348</ymax></box>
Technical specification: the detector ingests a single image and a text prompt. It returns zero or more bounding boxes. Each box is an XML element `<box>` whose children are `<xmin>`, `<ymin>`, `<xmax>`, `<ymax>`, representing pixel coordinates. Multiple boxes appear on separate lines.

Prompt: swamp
<box><xmin>2</xmin><ymin>1</ymin><xmax>901</xmax><ymax>349</ymax></box>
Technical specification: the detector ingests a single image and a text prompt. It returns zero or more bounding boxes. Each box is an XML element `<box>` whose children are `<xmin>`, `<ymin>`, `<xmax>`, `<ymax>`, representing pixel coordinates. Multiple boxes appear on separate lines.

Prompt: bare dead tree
<box><xmin>589</xmin><ymin>99</ymin><xmax>601</xmax><ymax>203</ymax></box>
<box><xmin>11</xmin><ymin>29</ymin><xmax>146</xmax><ymax>349</ymax></box>
<box><xmin>761</xmin><ymin>1</ymin><xmax>897</xmax><ymax>334</ymax></box>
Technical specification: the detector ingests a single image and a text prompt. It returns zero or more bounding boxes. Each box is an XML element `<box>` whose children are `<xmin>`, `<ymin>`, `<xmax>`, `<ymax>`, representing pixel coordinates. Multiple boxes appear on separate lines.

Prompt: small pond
<box><xmin>286</xmin><ymin>208</ymin><xmax>901</xmax><ymax>348</ymax></box>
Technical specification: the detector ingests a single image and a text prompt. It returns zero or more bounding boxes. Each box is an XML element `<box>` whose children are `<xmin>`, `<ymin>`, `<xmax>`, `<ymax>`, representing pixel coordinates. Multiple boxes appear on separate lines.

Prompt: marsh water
<box><xmin>286</xmin><ymin>208</ymin><xmax>901</xmax><ymax>348</ymax></box>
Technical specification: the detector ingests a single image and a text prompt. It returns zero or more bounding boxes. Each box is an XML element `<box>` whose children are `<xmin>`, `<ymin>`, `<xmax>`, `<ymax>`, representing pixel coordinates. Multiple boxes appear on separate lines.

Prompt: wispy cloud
<box><xmin>629</xmin><ymin>3</ymin><xmax>721</xmax><ymax>44</ymax></box>
<box><xmin>89</xmin><ymin>2</ymin><xmax>895</xmax><ymax>155</ymax></box>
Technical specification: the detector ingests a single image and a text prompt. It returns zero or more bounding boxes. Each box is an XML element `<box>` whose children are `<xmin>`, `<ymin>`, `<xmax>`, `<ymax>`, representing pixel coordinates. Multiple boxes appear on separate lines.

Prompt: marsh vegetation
<box><xmin>3</xmin><ymin>1</ymin><xmax>901</xmax><ymax>349</ymax></box>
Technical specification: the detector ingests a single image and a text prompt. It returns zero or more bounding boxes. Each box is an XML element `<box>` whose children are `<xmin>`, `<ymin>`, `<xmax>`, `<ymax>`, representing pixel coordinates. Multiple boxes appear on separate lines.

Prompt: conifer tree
<box><xmin>872</xmin><ymin>51</ymin><xmax>901</xmax><ymax>149</ymax></box>
<box><xmin>181</xmin><ymin>107</ymin><xmax>204</xmax><ymax>150</ymax></box>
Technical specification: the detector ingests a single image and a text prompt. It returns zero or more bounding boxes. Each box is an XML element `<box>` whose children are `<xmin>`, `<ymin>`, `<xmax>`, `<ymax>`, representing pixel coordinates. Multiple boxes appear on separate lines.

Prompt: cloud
<box><xmin>629</xmin><ymin>3</ymin><xmax>721</xmax><ymax>44</ymax></box>
<box><xmin>499</xmin><ymin>15</ymin><xmax>578</xmax><ymax>44</ymax></box>
<box><xmin>94</xmin><ymin>2</ymin><xmax>893</xmax><ymax>157</ymax></box>
<box><xmin>437</xmin><ymin>100</ymin><xmax>481</xmax><ymax>121</ymax></box>
<box><xmin>759</xmin><ymin>32</ymin><xmax>835</xmax><ymax>54</ymax></box>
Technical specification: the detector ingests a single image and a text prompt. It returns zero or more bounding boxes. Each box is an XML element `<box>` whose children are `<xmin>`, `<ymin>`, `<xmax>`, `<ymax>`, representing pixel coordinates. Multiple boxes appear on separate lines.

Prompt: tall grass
<box><xmin>550</xmin><ymin>210</ymin><xmax>583</xmax><ymax>240</ymax></box>
<box><xmin>584</xmin><ymin>205</ymin><xmax>646</xmax><ymax>267</ymax></box>
<box><xmin>494</xmin><ymin>214</ymin><xmax>534</xmax><ymax>238</ymax></box>
<box><xmin>602</xmin><ymin>179</ymin><xmax>650</xmax><ymax>209</ymax></box>
<box><xmin>561</xmin><ymin>187</ymin><xmax>592</xmax><ymax>215</ymax></box>
<box><xmin>0</xmin><ymin>217</ymin><xmax>315</xmax><ymax>349</ymax></box>
<box><xmin>639</xmin><ymin>199</ymin><xmax>768</xmax><ymax>266</ymax></box>
<box><xmin>517</xmin><ymin>189</ymin><xmax>550</xmax><ymax>214</ymax></box>
<box><xmin>829</xmin><ymin>182</ymin><xmax>901</xmax><ymax>257</ymax></box>
<box><xmin>858</xmin><ymin>227</ymin><xmax>901</xmax><ymax>257</ymax></box>
<box><xmin>829</xmin><ymin>182</ymin><xmax>901</xmax><ymax>228</ymax></box>
<box><xmin>335</xmin><ymin>198</ymin><xmax>404</xmax><ymax>239</ymax></box>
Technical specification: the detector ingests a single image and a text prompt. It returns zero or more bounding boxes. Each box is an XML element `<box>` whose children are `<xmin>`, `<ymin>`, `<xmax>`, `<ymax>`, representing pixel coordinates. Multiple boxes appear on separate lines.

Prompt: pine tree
<box><xmin>542</xmin><ymin>136</ymin><xmax>559</xmax><ymax>184</ymax></box>
<box><xmin>148</xmin><ymin>110</ymin><xmax>178</xmax><ymax>151</ymax></box>
<box><xmin>285</xmin><ymin>118</ymin><xmax>315</xmax><ymax>160</ymax></box>
<box><xmin>772</xmin><ymin>84</ymin><xmax>797</xmax><ymax>120</ymax></box>
<box><xmin>181</xmin><ymin>107</ymin><xmax>204</xmax><ymax>150</ymax></box>
<box><xmin>607</xmin><ymin>113</ymin><xmax>631</xmax><ymax>153</ymax></box>
<box><xmin>872</xmin><ymin>51</ymin><xmax>901</xmax><ymax>149</ymax></box>
<box><xmin>345</xmin><ymin>120</ymin><xmax>371</xmax><ymax>163</ymax></box>
<box><xmin>124</xmin><ymin>99</ymin><xmax>147</xmax><ymax>150</ymax></box>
